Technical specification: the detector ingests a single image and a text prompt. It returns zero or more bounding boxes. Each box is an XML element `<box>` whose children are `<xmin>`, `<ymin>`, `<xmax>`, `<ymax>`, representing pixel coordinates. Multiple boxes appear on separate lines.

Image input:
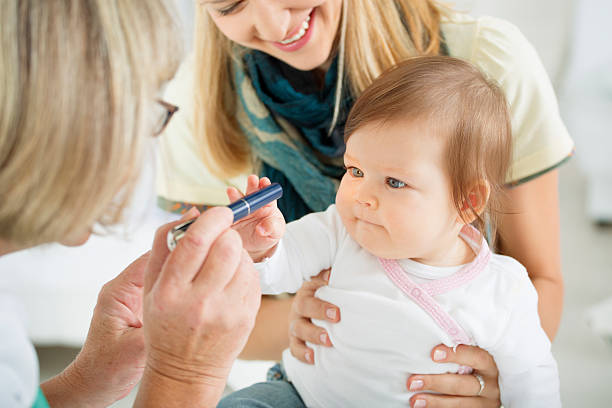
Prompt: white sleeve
<box><xmin>255</xmin><ymin>205</ymin><xmax>344</xmax><ymax>294</ymax></box>
<box><xmin>497</xmin><ymin>353</ymin><xmax>560</xmax><ymax>408</ymax></box>
<box><xmin>487</xmin><ymin>273</ymin><xmax>561</xmax><ymax>407</ymax></box>
<box><xmin>0</xmin><ymin>294</ymin><xmax>39</xmax><ymax>408</ymax></box>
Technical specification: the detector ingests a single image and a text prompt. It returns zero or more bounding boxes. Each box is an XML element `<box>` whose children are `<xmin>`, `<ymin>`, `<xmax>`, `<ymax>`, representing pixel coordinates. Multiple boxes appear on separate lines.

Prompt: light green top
<box><xmin>31</xmin><ymin>388</ymin><xmax>50</xmax><ymax>408</ymax></box>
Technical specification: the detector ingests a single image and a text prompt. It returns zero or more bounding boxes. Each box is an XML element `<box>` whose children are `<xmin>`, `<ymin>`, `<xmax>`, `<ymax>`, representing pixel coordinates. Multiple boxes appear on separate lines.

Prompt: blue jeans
<box><xmin>218</xmin><ymin>363</ymin><xmax>306</xmax><ymax>408</ymax></box>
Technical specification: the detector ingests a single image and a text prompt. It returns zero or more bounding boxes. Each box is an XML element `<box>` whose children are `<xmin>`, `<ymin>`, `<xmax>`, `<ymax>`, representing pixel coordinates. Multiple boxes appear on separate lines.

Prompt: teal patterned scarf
<box><xmin>234</xmin><ymin>51</ymin><xmax>353</xmax><ymax>222</ymax></box>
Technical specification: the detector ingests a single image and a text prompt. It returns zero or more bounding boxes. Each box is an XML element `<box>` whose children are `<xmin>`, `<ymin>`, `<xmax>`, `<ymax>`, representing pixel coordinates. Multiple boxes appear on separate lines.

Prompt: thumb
<box><xmin>144</xmin><ymin>207</ymin><xmax>200</xmax><ymax>293</ymax></box>
<box><xmin>118</xmin><ymin>252</ymin><xmax>150</xmax><ymax>289</ymax></box>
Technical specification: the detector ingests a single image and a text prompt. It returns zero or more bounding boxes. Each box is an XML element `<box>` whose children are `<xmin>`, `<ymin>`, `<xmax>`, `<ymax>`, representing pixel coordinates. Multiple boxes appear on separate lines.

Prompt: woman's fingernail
<box><xmin>320</xmin><ymin>333</ymin><xmax>328</xmax><ymax>345</ymax></box>
<box><xmin>304</xmin><ymin>351</ymin><xmax>312</xmax><ymax>363</ymax></box>
<box><xmin>433</xmin><ymin>349</ymin><xmax>447</xmax><ymax>361</ymax></box>
<box><xmin>414</xmin><ymin>399</ymin><xmax>427</xmax><ymax>408</ymax></box>
<box><xmin>323</xmin><ymin>270</ymin><xmax>330</xmax><ymax>282</ymax></box>
<box><xmin>409</xmin><ymin>379</ymin><xmax>424</xmax><ymax>391</ymax></box>
<box><xmin>326</xmin><ymin>308</ymin><xmax>337</xmax><ymax>320</ymax></box>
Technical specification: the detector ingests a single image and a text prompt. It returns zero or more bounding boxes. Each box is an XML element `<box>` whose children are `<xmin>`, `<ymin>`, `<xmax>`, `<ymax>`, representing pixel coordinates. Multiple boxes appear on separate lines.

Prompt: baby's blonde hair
<box><xmin>194</xmin><ymin>0</ymin><xmax>447</xmax><ymax>179</ymax></box>
<box><xmin>345</xmin><ymin>56</ymin><xmax>513</xmax><ymax>239</ymax></box>
<box><xmin>0</xmin><ymin>0</ymin><xmax>182</xmax><ymax>246</ymax></box>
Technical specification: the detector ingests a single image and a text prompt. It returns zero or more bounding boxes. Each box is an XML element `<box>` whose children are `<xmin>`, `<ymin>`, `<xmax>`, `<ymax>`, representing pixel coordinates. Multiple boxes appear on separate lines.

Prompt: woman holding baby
<box><xmin>156</xmin><ymin>1</ymin><xmax>573</xmax><ymax>406</ymax></box>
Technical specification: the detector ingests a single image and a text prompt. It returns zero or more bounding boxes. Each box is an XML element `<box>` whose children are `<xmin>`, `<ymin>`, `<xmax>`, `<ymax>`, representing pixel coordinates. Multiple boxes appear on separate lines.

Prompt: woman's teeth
<box><xmin>279</xmin><ymin>15</ymin><xmax>311</xmax><ymax>45</ymax></box>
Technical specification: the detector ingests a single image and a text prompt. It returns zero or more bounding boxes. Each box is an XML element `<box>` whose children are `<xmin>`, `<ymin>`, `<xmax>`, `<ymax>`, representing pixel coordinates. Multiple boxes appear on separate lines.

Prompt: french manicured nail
<box><xmin>320</xmin><ymin>333</ymin><xmax>328</xmax><ymax>345</ymax></box>
<box><xmin>323</xmin><ymin>270</ymin><xmax>330</xmax><ymax>282</ymax></box>
<box><xmin>409</xmin><ymin>379</ymin><xmax>424</xmax><ymax>391</ymax></box>
<box><xmin>414</xmin><ymin>399</ymin><xmax>427</xmax><ymax>408</ymax></box>
<box><xmin>433</xmin><ymin>349</ymin><xmax>447</xmax><ymax>361</ymax></box>
<box><xmin>326</xmin><ymin>308</ymin><xmax>337</xmax><ymax>320</ymax></box>
<box><xmin>304</xmin><ymin>351</ymin><xmax>312</xmax><ymax>363</ymax></box>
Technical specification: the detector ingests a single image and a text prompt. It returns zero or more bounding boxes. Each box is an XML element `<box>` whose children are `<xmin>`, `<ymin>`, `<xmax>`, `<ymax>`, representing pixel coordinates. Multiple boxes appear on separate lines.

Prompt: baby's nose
<box><xmin>356</xmin><ymin>194</ymin><xmax>378</xmax><ymax>209</ymax></box>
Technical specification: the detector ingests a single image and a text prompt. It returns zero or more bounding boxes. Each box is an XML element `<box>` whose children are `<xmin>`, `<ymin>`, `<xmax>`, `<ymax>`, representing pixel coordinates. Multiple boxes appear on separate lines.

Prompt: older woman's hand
<box><xmin>41</xmin><ymin>250</ymin><xmax>150</xmax><ymax>407</ymax></box>
<box><xmin>136</xmin><ymin>206</ymin><xmax>262</xmax><ymax>407</ymax></box>
<box><xmin>42</xmin><ymin>209</ymin><xmax>218</xmax><ymax>407</ymax></box>
<box><xmin>288</xmin><ymin>269</ymin><xmax>340</xmax><ymax>364</ymax></box>
<box><xmin>407</xmin><ymin>344</ymin><xmax>501</xmax><ymax>407</ymax></box>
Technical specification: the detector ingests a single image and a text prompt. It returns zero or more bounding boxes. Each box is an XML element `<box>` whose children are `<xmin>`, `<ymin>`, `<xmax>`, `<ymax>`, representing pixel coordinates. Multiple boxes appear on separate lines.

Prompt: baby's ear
<box><xmin>457</xmin><ymin>180</ymin><xmax>490</xmax><ymax>224</ymax></box>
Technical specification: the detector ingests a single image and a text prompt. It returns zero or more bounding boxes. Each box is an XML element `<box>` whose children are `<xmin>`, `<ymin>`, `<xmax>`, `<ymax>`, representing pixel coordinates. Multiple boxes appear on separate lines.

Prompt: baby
<box><xmin>220</xmin><ymin>56</ymin><xmax>560</xmax><ymax>407</ymax></box>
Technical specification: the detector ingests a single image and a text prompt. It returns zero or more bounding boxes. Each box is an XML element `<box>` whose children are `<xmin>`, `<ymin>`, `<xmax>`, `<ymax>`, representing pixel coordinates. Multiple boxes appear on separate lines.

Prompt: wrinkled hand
<box><xmin>58</xmin><ymin>251</ymin><xmax>149</xmax><ymax>407</ymax></box>
<box><xmin>227</xmin><ymin>175</ymin><xmax>285</xmax><ymax>262</ymax></box>
<box><xmin>138</xmin><ymin>206</ymin><xmax>261</xmax><ymax>406</ymax></box>
<box><xmin>288</xmin><ymin>269</ymin><xmax>340</xmax><ymax>364</ymax></box>
<box><xmin>407</xmin><ymin>344</ymin><xmax>501</xmax><ymax>407</ymax></box>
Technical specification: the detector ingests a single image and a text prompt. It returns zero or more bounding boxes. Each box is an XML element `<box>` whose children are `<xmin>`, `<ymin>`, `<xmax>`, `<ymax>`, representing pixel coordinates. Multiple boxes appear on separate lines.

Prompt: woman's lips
<box><xmin>272</xmin><ymin>9</ymin><xmax>315</xmax><ymax>52</ymax></box>
<box><xmin>279</xmin><ymin>11</ymin><xmax>312</xmax><ymax>44</ymax></box>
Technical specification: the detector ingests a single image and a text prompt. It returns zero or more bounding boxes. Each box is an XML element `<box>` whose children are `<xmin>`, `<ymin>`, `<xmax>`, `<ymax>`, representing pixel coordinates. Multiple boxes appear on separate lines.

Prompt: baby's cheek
<box><xmin>386</xmin><ymin>218</ymin><xmax>418</xmax><ymax>248</ymax></box>
<box><xmin>335</xmin><ymin>191</ymin><xmax>350</xmax><ymax>216</ymax></box>
<box><xmin>336</xmin><ymin>206</ymin><xmax>354</xmax><ymax>232</ymax></box>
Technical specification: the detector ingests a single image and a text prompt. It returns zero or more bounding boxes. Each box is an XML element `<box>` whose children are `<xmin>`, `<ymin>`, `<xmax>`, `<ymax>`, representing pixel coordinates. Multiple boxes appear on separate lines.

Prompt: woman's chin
<box><xmin>270</xmin><ymin>47</ymin><xmax>332</xmax><ymax>72</ymax></box>
<box><xmin>60</xmin><ymin>230</ymin><xmax>92</xmax><ymax>247</ymax></box>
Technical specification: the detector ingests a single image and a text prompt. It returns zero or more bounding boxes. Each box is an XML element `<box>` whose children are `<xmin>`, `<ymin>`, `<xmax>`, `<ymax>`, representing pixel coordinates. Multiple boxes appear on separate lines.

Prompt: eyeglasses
<box><xmin>153</xmin><ymin>99</ymin><xmax>179</xmax><ymax>136</ymax></box>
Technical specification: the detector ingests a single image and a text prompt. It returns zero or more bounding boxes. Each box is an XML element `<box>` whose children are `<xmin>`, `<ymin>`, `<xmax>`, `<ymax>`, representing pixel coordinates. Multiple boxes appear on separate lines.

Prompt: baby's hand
<box><xmin>227</xmin><ymin>175</ymin><xmax>285</xmax><ymax>262</ymax></box>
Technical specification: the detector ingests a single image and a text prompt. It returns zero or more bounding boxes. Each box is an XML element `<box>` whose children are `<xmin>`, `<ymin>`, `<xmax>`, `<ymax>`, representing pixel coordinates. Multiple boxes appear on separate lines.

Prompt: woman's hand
<box><xmin>284</xmin><ymin>265</ymin><xmax>501</xmax><ymax>408</ymax></box>
<box><xmin>407</xmin><ymin>344</ymin><xmax>501</xmax><ymax>408</ymax></box>
<box><xmin>136</xmin><ymin>206</ymin><xmax>262</xmax><ymax>407</ymax></box>
<box><xmin>227</xmin><ymin>175</ymin><xmax>285</xmax><ymax>262</ymax></box>
<box><xmin>41</xmin><ymin>251</ymin><xmax>150</xmax><ymax>408</ymax></box>
<box><xmin>288</xmin><ymin>269</ymin><xmax>340</xmax><ymax>364</ymax></box>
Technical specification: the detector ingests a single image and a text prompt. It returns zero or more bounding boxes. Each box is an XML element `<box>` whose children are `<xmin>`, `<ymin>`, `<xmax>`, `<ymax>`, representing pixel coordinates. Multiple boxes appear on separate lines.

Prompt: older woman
<box><xmin>0</xmin><ymin>1</ymin><xmax>260</xmax><ymax>406</ymax></box>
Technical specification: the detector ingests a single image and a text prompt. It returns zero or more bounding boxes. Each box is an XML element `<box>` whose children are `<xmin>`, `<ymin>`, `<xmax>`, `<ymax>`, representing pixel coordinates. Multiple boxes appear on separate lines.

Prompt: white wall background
<box><xmin>559</xmin><ymin>0</ymin><xmax>612</xmax><ymax>222</ymax></box>
<box><xmin>451</xmin><ymin>0</ymin><xmax>576</xmax><ymax>85</ymax></box>
<box><xmin>3</xmin><ymin>1</ymin><xmax>612</xmax><ymax>407</ymax></box>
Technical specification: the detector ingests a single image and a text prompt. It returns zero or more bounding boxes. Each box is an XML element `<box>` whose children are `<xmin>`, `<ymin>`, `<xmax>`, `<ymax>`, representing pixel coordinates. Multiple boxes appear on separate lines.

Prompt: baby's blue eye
<box><xmin>386</xmin><ymin>177</ymin><xmax>406</xmax><ymax>189</ymax></box>
<box><xmin>350</xmin><ymin>167</ymin><xmax>364</xmax><ymax>178</ymax></box>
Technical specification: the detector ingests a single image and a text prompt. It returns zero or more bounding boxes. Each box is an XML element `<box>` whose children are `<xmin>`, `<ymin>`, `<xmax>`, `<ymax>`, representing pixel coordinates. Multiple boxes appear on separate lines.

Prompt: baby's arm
<box><xmin>487</xmin><ymin>270</ymin><xmax>561</xmax><ymax>407</ymax></box>
<box><xmin>227</xmin><ymin>175</ymin><xmax>286</xmax><ymax>262</ymax></box>
<box><xmin>255</xmin><ymin>205</ymin><xmax>344</xmax><ymax>295</ymax></box>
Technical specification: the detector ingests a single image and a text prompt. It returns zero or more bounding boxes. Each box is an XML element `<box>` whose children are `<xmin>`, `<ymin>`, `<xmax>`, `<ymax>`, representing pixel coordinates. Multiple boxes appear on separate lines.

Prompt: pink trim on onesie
<box><xmin>378</xmin><ymin>225</ymin><xmax>491</xmax><ymax>375</ymax></box>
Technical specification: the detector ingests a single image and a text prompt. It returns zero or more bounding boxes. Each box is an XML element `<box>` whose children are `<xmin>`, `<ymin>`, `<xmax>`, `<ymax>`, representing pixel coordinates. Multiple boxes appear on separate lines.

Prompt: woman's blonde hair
<box><xmin>345</xmin><ymin>56</ymin><xmax>512</xmax><ymax>239</ymax></box>
<box><xmin>194</xmin><ymin>0</ymin><xmax>446</xmax><ymax>178</ymax></box>
<box><xmin>0</xmin><ymin>0</ymin><xmax>182</xmax><ymax>246</ymax></box>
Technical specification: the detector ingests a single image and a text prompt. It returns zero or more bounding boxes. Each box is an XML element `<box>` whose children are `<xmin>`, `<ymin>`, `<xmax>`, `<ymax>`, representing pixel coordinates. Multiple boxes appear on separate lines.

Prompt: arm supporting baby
<box><xmin>498</xmin><ymin>169</ymin><xmax>563</xmax><ymax>340</ymax></box>
<box><xmin>486</xmin><ymin>266</ymin><xmax>560</xmax><ymax>407</ymax></box>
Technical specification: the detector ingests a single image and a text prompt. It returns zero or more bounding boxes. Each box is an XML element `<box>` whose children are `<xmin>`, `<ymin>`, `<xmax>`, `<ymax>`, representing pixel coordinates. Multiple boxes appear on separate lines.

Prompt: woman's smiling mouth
<box><xmin>278</xmin><ymin>14</ymin><xmax>311</xmax><ymax>45</ymax></box>
<box><xmin>272</xmin><ymin>9</ymin><xmax>315</xmax><ymax>52</ymax></box>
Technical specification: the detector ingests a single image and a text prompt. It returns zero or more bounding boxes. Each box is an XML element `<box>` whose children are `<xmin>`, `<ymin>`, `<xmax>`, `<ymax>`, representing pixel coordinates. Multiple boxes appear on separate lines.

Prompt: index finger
<box><xmin>160</xmin><ymin>206</ymin><xmax>233</xmax><ymax>287</ymax></box>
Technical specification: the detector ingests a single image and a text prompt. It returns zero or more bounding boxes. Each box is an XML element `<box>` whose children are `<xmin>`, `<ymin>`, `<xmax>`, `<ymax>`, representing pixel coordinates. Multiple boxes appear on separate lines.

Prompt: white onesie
<box><xmin>256</xmin><ymin>205</ymin><xmax>560</xmax><ymax>408</ymax></box>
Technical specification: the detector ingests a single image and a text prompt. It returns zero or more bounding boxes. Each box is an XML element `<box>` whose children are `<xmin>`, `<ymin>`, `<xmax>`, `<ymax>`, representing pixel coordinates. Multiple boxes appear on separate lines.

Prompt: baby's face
<box><xmin>336</xmin><ymin>119</ymin><xmax>462</xmax><ymax>264</ymax></box>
